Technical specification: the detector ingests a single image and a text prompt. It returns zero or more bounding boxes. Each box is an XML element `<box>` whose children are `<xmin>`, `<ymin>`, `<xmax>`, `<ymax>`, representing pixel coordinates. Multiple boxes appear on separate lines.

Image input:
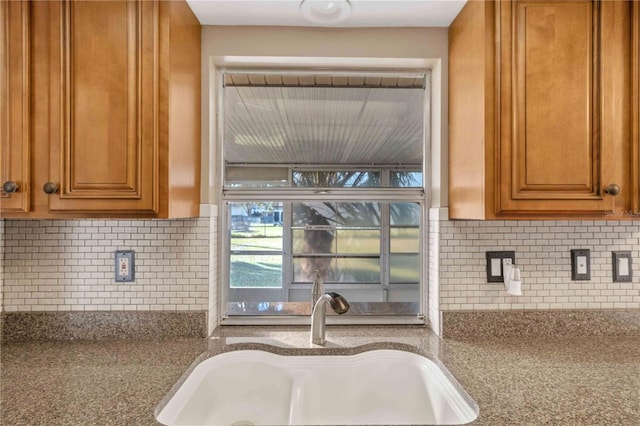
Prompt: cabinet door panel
<box><xmin>516</xmin><ymin>1</ymin><xmax>594</xmax><ymax>192</ymax></box>
<box><xmin>47</xmin><ymin>0</ymin><xmax>158</xmax><ymax>213</ymax></box>
<box><xmin>0</xmin><ymin>1</ymin><xmax>30</xmax><ymax>213</ymax></box>
<box><xmin>498</xmin><ymin>0</ymin><xmax>632</xmax><ymax>214</ymax></box>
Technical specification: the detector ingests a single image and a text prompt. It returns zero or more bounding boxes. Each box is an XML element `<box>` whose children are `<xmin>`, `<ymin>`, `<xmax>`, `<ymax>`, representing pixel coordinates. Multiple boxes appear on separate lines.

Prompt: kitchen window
<box><xmin>219</xmin><ymin>72</ymin><xmax>429</xmax><ymax>323</ymax></box>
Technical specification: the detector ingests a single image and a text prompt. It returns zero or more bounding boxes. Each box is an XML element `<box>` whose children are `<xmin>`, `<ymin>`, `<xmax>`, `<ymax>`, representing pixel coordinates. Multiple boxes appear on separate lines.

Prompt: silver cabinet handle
<box><xmin>2</xmin><ymin>181</ymin><xmax>19</xmax><ymax>194</ymax></box>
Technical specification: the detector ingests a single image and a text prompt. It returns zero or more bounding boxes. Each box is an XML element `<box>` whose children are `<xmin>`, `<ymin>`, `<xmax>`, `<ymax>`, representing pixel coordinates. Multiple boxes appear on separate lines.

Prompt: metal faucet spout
<box><xmin>311</xmin><ymin>270</ymin><xmax>324</xmax><ymax>305</ymax></box>
<box><xmin>311</xmin><ymin>292</ymin><xmax>349</xmax><ymax>345</ymax></box>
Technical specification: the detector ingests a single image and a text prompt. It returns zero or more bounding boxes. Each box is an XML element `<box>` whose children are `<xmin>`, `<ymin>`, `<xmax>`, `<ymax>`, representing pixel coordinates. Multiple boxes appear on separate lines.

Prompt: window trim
<box><xmin>217</xmin><ymin>69</ymin><xmax>431</xmax><ymax>326</ymax></box>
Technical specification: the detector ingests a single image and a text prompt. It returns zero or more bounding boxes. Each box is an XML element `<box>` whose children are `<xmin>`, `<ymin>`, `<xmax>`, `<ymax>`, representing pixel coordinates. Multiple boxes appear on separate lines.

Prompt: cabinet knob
<box><xmin>43</xmin><ymin>182</ymin><xmax>59</xmax><ymax>194</ymax></box>
<box><xmin>2</xmin><ymin>181</ymin><xmax>20</xmax><ymax>194</ymax></box>
<box><xmin>604</xmin><ymin>184</ymin><xmax>621</xmax><ymax>196</ymax></box>
<box><xmin>2</xmin><ymin>180</ymin><xmax>20</xmax><ymax>194</ymax></box>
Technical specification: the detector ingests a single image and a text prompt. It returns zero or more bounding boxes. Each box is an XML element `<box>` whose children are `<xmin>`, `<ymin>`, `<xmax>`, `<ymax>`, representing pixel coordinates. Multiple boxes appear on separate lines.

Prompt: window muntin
<box><xmin>292</xmin><ymin>201</ymin><xmax>382</xmax><ymax>284</ymax></box>
<box><xmin>388</xmin><ymin>202</ymin><xmax>420</xmax><ymax>288</ymax></box>
<box><xmin>293</xmin><ymin>229</ymin><xmax>381</xmax><ymax>255</ymax></box>
<box><xmin>226</xmin><ymin>168</ymin><xmax>422</xmax><ymax>189</ymax></box>
<box><xmin>229</xmin><ymin>201</ymin><xmax>284</xmax><ymax>290</ymax></box>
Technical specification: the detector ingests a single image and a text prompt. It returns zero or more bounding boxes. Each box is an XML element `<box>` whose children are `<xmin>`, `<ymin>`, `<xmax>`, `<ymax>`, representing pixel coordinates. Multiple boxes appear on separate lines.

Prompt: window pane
<box><xmin>293</xmin><ymin>202</ymin><xmax>381</xmax><ymax>227</ymax></box>
<box><xmin>390</xmin><ymin>254</ymin><xmax>420</xmax><ymax>283</ymax></box>
<box><xmin>292</xmin><ymin>229</ymin><xmax>335</xmax><ymax>254</ymax></box>
<box><xmin>226</xmin><ymin>167</ymin><xmax>288</xmax><ymax>188</ymax></box>
<box><xmin>230</xmin><ymin>255</ymin><xmax>282</xmax><ymax>288</ymax></box>
<box><xmin>336</xmin><ymin>229</ymin><xmax>380</xmax><ymax>254</ymax></box>
<box><xmin>334</xmin><ymin>257</ymin><xmax>380</xmax><ymax>282</ymax></box>
<box><xmin>229</xmin><ymin>203</ymin><xmax>283</xmax><ymax>251</ymax></box>
<box><xmin>390</xmin><ymin>171</ymin><xmax>423</xmax><ymax>188</ymax></box>
<box><xmin>292</xmin><ymin>229</ymin><xmax>381</xmax><ymax>255</ymax></box>
<box><xmin>293</xmin><ymin>257</ymin><xmax>380</xmax><ymax>283</ymax></box>
<box><xmin>293</xmin><ymin>171</ymin><xmax>381</xmax><ymax>187</ymax></box>
<box><xmin>390</xmin><ymin>228</ymin><xmax>419</xmax><ymax>253</ymax></box>
<box><xmin>390</xmin><ymin>202</ymin><xmax>420</xmax><ymax>226</ymax></box>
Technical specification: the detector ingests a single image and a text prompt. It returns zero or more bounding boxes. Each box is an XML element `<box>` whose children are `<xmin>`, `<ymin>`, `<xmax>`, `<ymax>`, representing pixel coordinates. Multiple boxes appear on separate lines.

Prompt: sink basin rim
<box><xmin>156</xmin><ymin>349</ymin><xmax>479</xmax><ymax>426</ymax></box>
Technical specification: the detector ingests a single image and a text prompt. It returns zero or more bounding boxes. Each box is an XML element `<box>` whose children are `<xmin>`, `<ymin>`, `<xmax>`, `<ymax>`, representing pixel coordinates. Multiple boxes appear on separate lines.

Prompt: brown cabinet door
<box><xmin>633</xmin><ymin>2</ymin><xmax>640</xmax><ymax>214</ymax></box>
<box><xmin>497</xmin><ymin>0</ymin><xmax>633</xmax><ymax>215</ymax></box>
<box><xmin>46</xmin><ymin>0</ymin><xmax>158</xmax><ymax>214</ymax></box>
<box><xmin>0</xmin><ymin>1</ymin><xmax>30</xmax><ymax>214</ymax></box>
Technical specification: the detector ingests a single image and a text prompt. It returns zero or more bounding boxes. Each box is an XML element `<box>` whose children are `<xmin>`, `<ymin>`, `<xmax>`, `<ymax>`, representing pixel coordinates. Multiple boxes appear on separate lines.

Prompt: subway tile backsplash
<box><xmin>438</xmin><ymin>220</ymin><xmax>639</xmax><ymax>311</ymax></box>
<box><xmin>2</xmin><ymin>219</ymin><xmax>210</xmax><ymax>312</ymax></box>
<box><xmin>427</xmin><ymin>214</ymin><xmax>442</xmax><ymax>332</ymax></box>
<box><xmin>1</xmin><ymin>220</ymin><xmax>4</xmax><ymax>313</ymax></box>
<box><xmin>1</xmin><ymin>217</ymin><xmax>638</xmax><ymax>316</ymax></box>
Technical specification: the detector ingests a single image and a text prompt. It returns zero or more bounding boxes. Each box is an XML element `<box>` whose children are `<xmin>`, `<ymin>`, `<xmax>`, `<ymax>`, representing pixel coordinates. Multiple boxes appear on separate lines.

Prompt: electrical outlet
<box><xmin>486</xmin><ymin>251</ymin><xmax>516</xmax><ymax>282</ymax></box>
<box><xmin>115</xmin><ymin>250</ymin><xmax>135</xmax><ymax>282</ymax></box>
<box><xmin>570</xmin><ymin>249</ymin><xmax>590</xmax><ymax>281</ymax></box>
<box><xmin>612</xmin><ymin>251</ymin><xmax>632</xmax><ymax>282</ymax></box>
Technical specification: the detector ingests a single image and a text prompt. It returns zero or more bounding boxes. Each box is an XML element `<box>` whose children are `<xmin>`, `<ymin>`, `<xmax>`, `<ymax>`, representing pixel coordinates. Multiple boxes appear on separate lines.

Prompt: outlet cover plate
<box><xmin>486</xmin><ymin>251</ymin><xmax>516</xmax><ymax>282</ymax></box>
<box><xmin>115</xmin><ymin>250</ymin><xmax>135</xmax><ymax>282</ymax></box>
<box><xmin>571</xmin><ymin>249</ymin><xmax>590</xmax><ymax>281</ymax></box>
<box><xmin>612</xmin><ymin>251</ymin><xmax>632</xmax><ymax>282</ymax></box>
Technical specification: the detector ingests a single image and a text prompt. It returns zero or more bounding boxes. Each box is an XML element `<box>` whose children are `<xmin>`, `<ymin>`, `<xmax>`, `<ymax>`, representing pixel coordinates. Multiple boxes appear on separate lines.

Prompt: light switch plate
<box><xmin>115</xmin><ymin>250</ymin><xmax>135</xmax><ymax>282</ymax></box>
<box><xmin>571</xmin><ymin>249</ymin><xmax>590</xmax><ymax>281</ymax></box>
<box><xmin>486</xmin><ymin>251</ymin><xmax>516</xmax><ymax>282</ymax></box>
<box><xmin>612</xmin><ymin>251</ymin><xmax>632</xmax><ymax>282</ymax></box>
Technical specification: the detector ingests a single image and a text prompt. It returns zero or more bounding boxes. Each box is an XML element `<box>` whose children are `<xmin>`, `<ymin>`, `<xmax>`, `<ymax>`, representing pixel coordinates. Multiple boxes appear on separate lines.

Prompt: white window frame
<box><xmin>216</xmin><ymin>69</ymin><xmax>431</xmax><ymax>325</ymax></box>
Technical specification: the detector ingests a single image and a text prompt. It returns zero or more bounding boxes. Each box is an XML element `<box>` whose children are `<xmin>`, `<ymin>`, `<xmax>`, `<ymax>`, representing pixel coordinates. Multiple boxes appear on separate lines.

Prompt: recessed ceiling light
<box><xmin>300</xmin><ymin>0</ymin><xmax>352</xmax><ymax>24</ymax></box>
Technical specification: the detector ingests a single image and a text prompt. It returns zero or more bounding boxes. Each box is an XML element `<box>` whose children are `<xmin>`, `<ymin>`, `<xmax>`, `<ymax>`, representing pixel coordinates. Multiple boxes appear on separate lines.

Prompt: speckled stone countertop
<box><xmin>1</xmin><ymin>326</ymin><xmax>639</xmax><ymax>425</ymax></box>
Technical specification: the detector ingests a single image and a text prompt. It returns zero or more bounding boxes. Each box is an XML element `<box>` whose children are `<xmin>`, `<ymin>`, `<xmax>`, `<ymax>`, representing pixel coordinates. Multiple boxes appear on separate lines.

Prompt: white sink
<box><xmin>156</xmin><ymin>350</ymin><xmax>478</xmax><ymax>426</ymax></box>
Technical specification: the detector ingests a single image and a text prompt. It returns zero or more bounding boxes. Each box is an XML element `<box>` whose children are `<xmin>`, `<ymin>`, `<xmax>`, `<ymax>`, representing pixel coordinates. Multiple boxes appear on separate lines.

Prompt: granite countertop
<box><xmin>1</xmin><ymin>326</ymin><xmax>638</xmax><ymax>425</ymax></box>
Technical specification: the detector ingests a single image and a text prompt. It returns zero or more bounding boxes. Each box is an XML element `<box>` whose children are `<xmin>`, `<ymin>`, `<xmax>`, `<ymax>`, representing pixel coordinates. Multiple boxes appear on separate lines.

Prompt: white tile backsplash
<box><xmin>0</xmin><ymin>220</ymin><xmax>4</xmax><ymax>313</ymax></box>
<box><xmin>2</xmin><ymin>216</ymin><xmax>638</xmax><ymax>317</ymax></box>
<box><xmin>207</xmin><ymin>213</ymin><xmax>218</xmax><ymax>333</ymax></box>
<box><xmin>438</xmin><ymin>220</ymin><xmax>640</xmax><ymax>311</ymax></box>
<box><xmin>427</xmin><ymin>208</ymin><xmax>445</xmax><ymax>335</ymax></box>
<box><xmin>2</xmin><ymin>219</ymin><xmax>209</xmax><ymax>312</ymax></box>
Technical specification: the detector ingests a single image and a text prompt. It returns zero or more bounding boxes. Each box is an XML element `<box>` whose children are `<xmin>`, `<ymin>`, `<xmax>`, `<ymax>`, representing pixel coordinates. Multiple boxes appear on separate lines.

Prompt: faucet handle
<box><xmin>326</xmin><ymin>292</ymin><xmax>349</xmax><ymax>314</ymax></box>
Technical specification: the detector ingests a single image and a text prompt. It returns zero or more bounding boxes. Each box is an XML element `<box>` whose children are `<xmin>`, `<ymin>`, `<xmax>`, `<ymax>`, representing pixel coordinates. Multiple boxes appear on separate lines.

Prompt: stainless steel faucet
<box><xmin>311</xmin><ymin>292</ymin><xmax>349</xmax><ymax>345</ymax></box>
<box><xmin>311</xmin><ymin>270</ymin><xmax>323</xmax><ymax>306</ymax></box>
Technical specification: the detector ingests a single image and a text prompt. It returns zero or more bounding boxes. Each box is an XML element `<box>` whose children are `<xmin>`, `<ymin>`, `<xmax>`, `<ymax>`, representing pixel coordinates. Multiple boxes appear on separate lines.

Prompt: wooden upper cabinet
<box><xmin>0</xmin><ymin>0</ymin><xmax>201</xmax><ymax>218</ymax></box>
<box><xmin>449</xmin><ymin>0</ymin><xmax>638</xmax><ymax>219</ymax></box>
<box><xmin>633</xmin><ymin>2</ymin><xmax>640</xmax><ymax>214</ymax></box>
<box><xmin>498</xmin><ymin>0</ymin><xmax>633</xmax><ymax>215</ymax></box>
<box><xmin>0</xmin><ymin>1</ymin><xmax>30</xmax><ymax>213</ymax></box>
<box><xmin>47</xmin><ymin>0</ymin><xmax>158</xmax><ymax>214</ymax></box>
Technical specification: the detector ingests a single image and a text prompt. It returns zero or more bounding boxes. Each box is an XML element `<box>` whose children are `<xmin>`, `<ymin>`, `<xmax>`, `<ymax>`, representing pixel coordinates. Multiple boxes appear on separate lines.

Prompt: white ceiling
<box><xmin>186</xmin><ymin>0</ymin><xmax>467</xmax><ymax>28</ymax></box>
